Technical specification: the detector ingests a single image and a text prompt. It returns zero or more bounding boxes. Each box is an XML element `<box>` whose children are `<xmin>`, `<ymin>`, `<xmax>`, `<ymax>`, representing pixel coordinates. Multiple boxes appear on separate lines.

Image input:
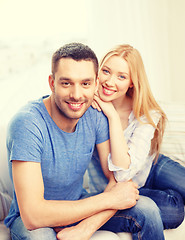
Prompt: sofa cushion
<box><xmin>160</xmin><ymin>101</ymin><xmax>185</xmax><ymax>165</ymax></box>
<box><xmin>0</xmin><ymin>221</ymin><xmax>11</xmax><ymax>240</ymax></box>
<box><xmin>0</xmin><ymin>179</ymin><xmax>12</xmax><ymax>221</ymax></box>
<box><xmin>91</xmin><ymin>230</ymin><xmax>120</xmax><ymax>239</ymax></box>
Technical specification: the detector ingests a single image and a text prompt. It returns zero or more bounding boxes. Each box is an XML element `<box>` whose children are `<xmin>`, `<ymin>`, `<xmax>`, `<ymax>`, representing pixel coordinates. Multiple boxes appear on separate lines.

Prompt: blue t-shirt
<box><xmin>5</xmin><ymin>96</ymin><xmax>109</xmax><ymax>227</ymax></box>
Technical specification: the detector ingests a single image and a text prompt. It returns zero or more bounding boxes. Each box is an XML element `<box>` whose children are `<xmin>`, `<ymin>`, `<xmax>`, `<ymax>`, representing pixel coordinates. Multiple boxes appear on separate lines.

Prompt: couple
<box><xmin>5</xmin><ymin>42</ymin><xmax>185</xmax><ymax>240</ymax></box>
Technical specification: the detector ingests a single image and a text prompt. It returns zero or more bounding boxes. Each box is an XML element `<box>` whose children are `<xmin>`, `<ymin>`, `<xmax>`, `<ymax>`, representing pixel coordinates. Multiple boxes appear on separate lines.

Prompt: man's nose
<box><xmin>70</xmin><ymin>85</ymin><xmax>82</xmax><ymax>101</ymax></box>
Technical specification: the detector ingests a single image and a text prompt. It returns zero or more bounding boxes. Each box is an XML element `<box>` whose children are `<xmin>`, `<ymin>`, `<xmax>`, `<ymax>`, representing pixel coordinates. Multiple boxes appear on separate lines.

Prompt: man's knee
<box><xmin>28</xmin><ymin>227</ymin><xmax>56</xmax><ymax>240</ymax></box>
<box><xmin>10</xmin><ymin>217</ymin><xmax>56</xmax><ymax>240</ymax></box>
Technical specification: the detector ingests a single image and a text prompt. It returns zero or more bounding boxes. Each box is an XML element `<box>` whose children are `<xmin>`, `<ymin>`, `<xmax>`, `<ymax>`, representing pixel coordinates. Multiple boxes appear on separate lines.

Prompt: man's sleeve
<box><xmin>7</xmin><ymin>112</ymin><xmax>43</xmax><ymax>163</ymax></box>
<box><xmin>95</xmin><ymin>111</ymin><xmax>110</xmax><ymax>145</ymax></box>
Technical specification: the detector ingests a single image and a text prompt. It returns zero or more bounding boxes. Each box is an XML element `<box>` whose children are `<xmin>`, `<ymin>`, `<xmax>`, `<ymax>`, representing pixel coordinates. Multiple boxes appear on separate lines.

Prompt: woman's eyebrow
<box><xmin>118</xmin><ymin>71</ymin><xmax>129</xmax><ymax>76</ymax></box>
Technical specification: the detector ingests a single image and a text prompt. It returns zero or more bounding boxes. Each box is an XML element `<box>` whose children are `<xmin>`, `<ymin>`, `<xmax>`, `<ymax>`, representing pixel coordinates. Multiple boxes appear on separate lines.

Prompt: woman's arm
<box><xmin>93</xmin><ymin>95</ymin><xmax>130</xmax><ymax>169</ymax></box>
<box><xmin>93</xmin><ymin>96</ymin><xmax>161</xmax><ymax>184</ymax></box>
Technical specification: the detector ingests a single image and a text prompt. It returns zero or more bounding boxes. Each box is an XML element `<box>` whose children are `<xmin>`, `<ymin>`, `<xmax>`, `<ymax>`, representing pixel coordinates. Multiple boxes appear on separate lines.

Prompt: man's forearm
<box><xmin>55</xmin><ymin>208</ymin><xmax>118</xmax><ymax>240</ymax></box>
<box><xmin>13</xmin><ymin>162</ymin><xmax>138</xmax><ymax>231</ymax></box>
<box><xmin>55</xmin><ymin>180</ymin><xmax>139</xmax><ymax>240</ymax></box>
<box><xmin>23</xmin><ymin>191</ymin><xmax>115</xmax><ymax>230</ymax></box>
<box><xmin>74</xmin><ymin>209</ymin><xmax>117</xmax><ymax>238</ymax></box>
<box><xmin>13</xmin><ymin>161</ymin><xmax>121</xmax><ymax>231</ymax></box>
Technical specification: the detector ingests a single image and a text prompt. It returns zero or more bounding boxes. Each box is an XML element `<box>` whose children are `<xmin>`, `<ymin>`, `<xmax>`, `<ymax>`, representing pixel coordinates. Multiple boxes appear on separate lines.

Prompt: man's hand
<box><xmin>106</xmin><ymin>181</ymin><xmax>139</xmax><ymax>210</ymax></box>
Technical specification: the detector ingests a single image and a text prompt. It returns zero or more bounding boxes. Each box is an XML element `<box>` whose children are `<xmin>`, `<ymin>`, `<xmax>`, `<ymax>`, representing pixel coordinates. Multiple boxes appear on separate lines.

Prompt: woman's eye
<box><xmin>102</xmin><ymin>69</ymin><xmax>110</xmax><ymax>74</ymax></box>
<box><xmin>119</xmin><ymin>75</ymin><xmax>126</xmax><ymax>80</ymax></box>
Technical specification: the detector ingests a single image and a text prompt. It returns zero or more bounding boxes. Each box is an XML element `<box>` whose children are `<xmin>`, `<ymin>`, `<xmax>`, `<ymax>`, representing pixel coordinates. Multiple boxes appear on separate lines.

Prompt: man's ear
<box><xmin>48</xmin><ymin>74</ymin><xmax>55</xmax><ymax>92</ymax></box>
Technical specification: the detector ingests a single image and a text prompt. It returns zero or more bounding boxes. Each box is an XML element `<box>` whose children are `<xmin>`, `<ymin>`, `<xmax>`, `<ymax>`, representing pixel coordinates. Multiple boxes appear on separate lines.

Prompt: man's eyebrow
<box><xmin>82</xmin><ymin>78</ymin><xmax>95</xmax><ymax>82</ymax></box>
<box><xmin>59</xmin><ymin>77</ymin><xmax>95</xmax><ymax>82</ymax></box>
<box><xmin>59</xmin><ymin>77</ymin><xmax>71</xmax><ymax>81</ymax></box>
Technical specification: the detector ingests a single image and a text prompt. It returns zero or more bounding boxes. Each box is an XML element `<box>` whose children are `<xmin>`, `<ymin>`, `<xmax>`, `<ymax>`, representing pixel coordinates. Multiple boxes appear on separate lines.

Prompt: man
<box><xmin>5</xmin><ymin>42</ymin><xmax>138</xmax><ymax>240</ymax></box>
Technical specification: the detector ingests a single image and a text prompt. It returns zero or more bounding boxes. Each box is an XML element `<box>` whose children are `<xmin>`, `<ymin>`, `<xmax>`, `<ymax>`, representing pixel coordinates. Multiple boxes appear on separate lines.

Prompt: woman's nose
<box><xmin>105</xmin><ymin>75</ymin><xmax>115</xmax><ymax>86</ymax></box>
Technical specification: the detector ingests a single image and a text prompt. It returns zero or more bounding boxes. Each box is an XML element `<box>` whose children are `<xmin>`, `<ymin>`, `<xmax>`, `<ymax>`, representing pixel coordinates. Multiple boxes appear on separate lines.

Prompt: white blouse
<box><xmin>108</xmin><ymin>110</ymin><xmax>161</xmax><ymax>188</ymax></box>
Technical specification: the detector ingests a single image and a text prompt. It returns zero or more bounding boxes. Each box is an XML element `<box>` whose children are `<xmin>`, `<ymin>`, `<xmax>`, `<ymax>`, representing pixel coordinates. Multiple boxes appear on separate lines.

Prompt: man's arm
<box><xmin>12</xmin><ymin>159</ymin><xmax>137</xmax><ymax>230</ymax></box>
<box><xmin>77</xmin><ymin>141</ymin><xmax>138</xmax><ymax>236</ymax></box>
<box><xmin>55</xmin><ymin>140</ymin><xmax>139</xmax><ymax>240</ymax></box>
<box><xmin>56</xmin><ymin>181</ymin><xmax>138</xmax><ymax>240</ymax></box>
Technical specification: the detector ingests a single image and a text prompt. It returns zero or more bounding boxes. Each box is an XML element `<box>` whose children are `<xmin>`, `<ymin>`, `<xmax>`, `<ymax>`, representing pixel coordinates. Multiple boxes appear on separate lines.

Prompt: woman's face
<box><xmin>98</xmin><ymin>55</ymin><xmax>133</xmax><ymax>102</ymax></box>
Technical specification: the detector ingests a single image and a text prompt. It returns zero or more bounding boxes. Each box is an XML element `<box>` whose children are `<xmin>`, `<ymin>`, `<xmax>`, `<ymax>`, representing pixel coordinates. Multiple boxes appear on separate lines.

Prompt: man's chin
<box><xmin>65</xmin><ymin>109</ymin><xmax>88</xmax><ymax>120</ymax></box>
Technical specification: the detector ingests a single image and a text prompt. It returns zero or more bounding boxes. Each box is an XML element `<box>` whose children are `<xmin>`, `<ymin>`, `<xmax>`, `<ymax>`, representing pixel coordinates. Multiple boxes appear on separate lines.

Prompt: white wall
<box><xmin>86</xmin><ymin>0</ymin><xmax>185</xmax><ymax>102</ymax></box>
<box><xmin>168</xmin><ymin>0</ymin><xmax>185</xmax><ymax>102</ymax></box>
<box><xmin>0</xmin><ymin>0</ymin><xmax>185</xmax><ymax>126</ymax></box>
<box><xmin>86</xmin><ymin>0</ymin><xmax>172</xmax><ymax>101</ymax></box>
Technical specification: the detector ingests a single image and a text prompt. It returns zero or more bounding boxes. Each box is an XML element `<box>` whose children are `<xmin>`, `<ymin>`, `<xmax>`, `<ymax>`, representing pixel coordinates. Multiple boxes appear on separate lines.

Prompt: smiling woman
<box><xmin>98</xmin><ymin>55</ymin><xmax>133</xmax><ymax>103</ymax></box>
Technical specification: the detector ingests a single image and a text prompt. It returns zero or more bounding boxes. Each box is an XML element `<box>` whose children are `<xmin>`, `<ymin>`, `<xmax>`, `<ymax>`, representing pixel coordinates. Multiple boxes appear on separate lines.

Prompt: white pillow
<box><xmin>160</xmin><ymin>101</ymin><xmax>185</xmax><ymax>165</ymax></box>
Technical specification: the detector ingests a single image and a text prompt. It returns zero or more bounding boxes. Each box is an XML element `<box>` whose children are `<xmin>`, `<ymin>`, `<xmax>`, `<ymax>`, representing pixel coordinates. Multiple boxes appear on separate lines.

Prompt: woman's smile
<box><xmin>102</xmin><ymin>85</ymin><xmax>116</xmax><ymax>96</ymax></box>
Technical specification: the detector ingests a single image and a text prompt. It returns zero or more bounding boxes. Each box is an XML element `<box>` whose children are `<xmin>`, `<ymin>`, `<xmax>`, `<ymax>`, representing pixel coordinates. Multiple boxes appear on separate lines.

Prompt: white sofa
<box><xmin>1</xmin><ymin>101</ymin><xmax>185</xmax><ymax>240</ymax></box>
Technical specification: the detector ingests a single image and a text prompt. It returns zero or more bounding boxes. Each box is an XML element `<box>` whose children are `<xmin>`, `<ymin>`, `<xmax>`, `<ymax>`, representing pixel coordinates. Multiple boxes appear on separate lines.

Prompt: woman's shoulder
<box><xmin>130</xmin><ymin>110</ymin><xmax>161</xmax><ymax>124</ymax></box>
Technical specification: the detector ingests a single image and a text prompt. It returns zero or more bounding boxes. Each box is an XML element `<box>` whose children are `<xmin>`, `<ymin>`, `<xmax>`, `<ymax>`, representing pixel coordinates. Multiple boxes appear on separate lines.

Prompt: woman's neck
<box><xmin>112</xmin><ymin>96</ymin><xmax>133</xmax><ymax>130</ymax></box>
<box><xmin>112</xmin><ymin>95</ymin><xmax>133</xmax><ymax>113</ymax></box>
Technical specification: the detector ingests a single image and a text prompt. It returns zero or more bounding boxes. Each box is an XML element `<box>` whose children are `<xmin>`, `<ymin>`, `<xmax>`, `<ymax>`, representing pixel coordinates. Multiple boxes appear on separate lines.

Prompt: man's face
<box><xmin>50</xmin><ymin>58</ymin><xmax>97</xmax><ymax>120</ymax></box>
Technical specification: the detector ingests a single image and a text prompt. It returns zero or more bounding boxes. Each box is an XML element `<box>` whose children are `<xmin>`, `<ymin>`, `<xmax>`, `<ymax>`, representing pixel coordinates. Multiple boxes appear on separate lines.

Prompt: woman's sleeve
<box><xmin>108</xmin><ymin>111</ymin><xmax>161</xmax><ymax>182</ymax></box>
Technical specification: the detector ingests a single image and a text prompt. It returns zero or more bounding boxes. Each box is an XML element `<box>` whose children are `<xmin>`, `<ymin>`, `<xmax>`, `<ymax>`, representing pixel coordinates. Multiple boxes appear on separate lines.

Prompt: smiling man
<box><xmin>4</xmin><ymin>43</ymin><xmax>138</xmax><ymax>240</ymax></box>
<box><xmin>46</xmin><ymin>57</ymin><xmax>97</xmax><ymax>131</ymax></box>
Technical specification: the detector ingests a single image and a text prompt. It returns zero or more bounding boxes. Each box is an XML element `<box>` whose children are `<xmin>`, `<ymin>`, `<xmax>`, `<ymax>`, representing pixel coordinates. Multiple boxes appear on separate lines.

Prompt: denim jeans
<box><xmin>100</xmin><ymin>154</ymin><xmax>185</xmax><ymax>239</ymax></box>
<box><xmin>10</xmin><ymin>216</ymin><xmax>57</xmax><ymax>240</ymax></box>
<box><xmin>10</xmin><ymin>155</ymin><xmax>185</xmax><ymax>240</ymax></box>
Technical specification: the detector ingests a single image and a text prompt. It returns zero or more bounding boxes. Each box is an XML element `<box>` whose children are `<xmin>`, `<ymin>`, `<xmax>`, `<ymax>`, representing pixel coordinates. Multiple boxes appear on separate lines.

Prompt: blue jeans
<box><xmin>100</xmin><ymin>154</ymin><xmax>185</xmax><ymax>239</ymax></box>
<box><xmin>10</xmin><ymin>216</ymin><xmax>56</xmax><ymax>240</ymax></box>
<box><xmin>10</xmin><ymin>155</ymin><xmax>185</xmax><ymax>240</ymax></box>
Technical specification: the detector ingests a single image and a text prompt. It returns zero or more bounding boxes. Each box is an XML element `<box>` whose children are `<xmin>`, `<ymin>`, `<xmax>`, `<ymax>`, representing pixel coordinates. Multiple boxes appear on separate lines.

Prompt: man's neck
<box><xmin>43</xmin><ymin>96</ymin><xmax>78</xmax><ymax>133</ymax></box>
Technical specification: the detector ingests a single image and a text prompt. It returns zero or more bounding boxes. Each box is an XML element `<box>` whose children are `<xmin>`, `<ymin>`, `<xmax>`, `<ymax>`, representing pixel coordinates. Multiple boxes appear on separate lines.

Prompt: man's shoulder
<box><xmin>84</xmin><ymin>106</ymin><xmax>107</xmax><ymax>121</ymax></box>
<box><xmin>82</xmin><ymin>107</ymin><xmax>109</xmax><ymax>133</ymax></box>
<box><xmin>8</xmin><ymin>98</ymin><xmax>45</xmax><ymax>130</ymax></box>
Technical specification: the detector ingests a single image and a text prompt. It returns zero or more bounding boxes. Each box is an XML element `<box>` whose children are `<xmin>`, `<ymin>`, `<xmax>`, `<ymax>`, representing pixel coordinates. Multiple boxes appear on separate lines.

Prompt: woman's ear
<box><xmin>48</xmin><ymin>74</ymin><xmax>55</xmax><ymax>92</ymax></box>
<box><xmin>129</xmin><ymin>82</ymin><xmax>134</xmax><ymax>88</ymax></box>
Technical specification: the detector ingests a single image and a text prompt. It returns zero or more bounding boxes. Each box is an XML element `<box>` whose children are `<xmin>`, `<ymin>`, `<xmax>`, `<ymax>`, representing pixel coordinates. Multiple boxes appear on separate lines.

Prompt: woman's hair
<box><xmin>99</xmin><ymin>44</ymin><xmax>167</xmax><ymax>158</ymax></box>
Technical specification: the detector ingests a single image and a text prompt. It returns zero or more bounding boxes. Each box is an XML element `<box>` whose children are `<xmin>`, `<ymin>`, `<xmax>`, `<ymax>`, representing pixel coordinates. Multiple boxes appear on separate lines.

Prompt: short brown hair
<box><xmin>52</xmin><ymin>42</ymin><xmax>99</xmax><ymax>78</ymax></box>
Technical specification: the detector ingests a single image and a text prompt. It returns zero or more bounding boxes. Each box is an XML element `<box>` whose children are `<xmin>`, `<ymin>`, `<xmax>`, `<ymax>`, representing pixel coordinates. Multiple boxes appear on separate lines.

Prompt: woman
<box><xmin>88</xmin><ymin>44</ymin><xmax>185</xmax><ymax>235</ymax></box>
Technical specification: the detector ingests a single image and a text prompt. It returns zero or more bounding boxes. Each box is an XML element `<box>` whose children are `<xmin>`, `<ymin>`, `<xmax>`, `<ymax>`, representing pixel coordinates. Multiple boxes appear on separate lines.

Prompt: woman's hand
<box><xmin>92</xmin><ymin>94</ymin><xmax>117</xmax><ymax>119</ymax></box>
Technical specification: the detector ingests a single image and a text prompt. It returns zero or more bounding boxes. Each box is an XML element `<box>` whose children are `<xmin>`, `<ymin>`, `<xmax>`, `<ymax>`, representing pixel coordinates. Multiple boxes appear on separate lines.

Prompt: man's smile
<box><xmin>67</xmin><ymin>102</ymin><xmax>84</xmax><ymax>111</ymax></box>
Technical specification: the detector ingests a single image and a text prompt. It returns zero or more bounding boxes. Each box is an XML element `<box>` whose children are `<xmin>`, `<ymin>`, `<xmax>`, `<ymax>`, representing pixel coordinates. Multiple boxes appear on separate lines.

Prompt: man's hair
<box><xmin>52</xmin><ymin>42</ymin><xmax>99</xmax><ymax>78</ymax></box>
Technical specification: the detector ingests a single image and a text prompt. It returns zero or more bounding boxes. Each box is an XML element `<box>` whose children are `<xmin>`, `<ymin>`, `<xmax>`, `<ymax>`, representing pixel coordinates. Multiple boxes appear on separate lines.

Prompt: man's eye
<box><xmin>61</xmin><ymin>82</ymin><xmax>70</xmax><ymax>86</ymax></box>
<box><xmin>82</xmin><ymin>82</ymin><xmax>90</xmax><ymax>87</ymax></box>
